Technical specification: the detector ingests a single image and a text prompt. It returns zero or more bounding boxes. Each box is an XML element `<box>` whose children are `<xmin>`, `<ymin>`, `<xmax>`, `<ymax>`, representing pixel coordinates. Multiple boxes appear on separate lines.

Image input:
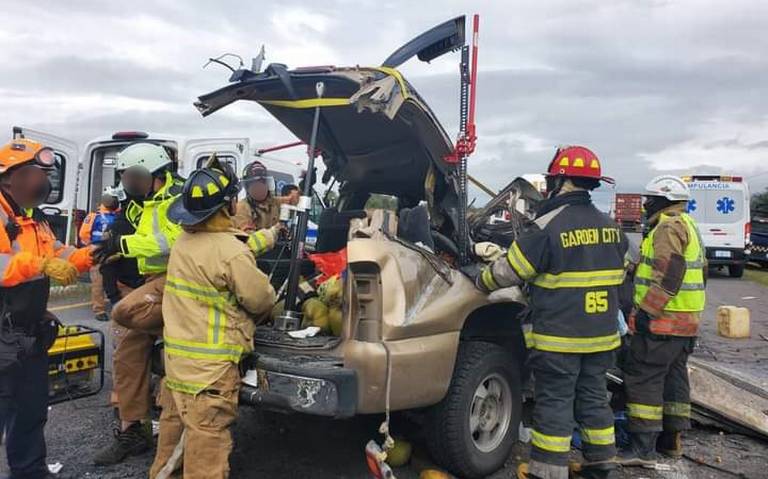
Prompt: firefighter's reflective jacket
<box><xmin>0</xmin><ymin>191</ymin><xmax>91</xmax><ymax>326</ymax></box>
<box><xmin>119</xmin><ymin>171</ymin><xmax>183</xmax><ymax>275</ymax></box>
<box><xmin>479</xmin><ymin>191</ymin><xmax>629</xmax><ymax>353</ymax></box>
<box><xmin>162</xmin><ymin>213</ymin><xmax>275</xmax><ymax>394</ymax></box>
<box><xmin>631</xmin><ymin>204</ymin><xmax>705</xmax><ymax>336</ymax></box>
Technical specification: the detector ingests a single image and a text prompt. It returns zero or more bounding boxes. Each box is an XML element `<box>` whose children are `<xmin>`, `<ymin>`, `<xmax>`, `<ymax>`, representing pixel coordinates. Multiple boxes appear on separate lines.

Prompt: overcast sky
<box><xmin>2</xmin><ymin>0</ymin><xmax>767</xmax><ymax>205</ymax></box>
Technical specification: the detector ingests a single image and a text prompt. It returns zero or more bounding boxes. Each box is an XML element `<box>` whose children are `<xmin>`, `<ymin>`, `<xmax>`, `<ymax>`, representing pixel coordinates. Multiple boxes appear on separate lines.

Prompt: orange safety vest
<box><xmin>79</xmin><ymin>205</ymin><xmax>114</xmax><ymax>246</ymax></box>
<box><xmin>0</xmin><ymin>191</ymin><xmax>91</xmax><ymax>288</ymax></box>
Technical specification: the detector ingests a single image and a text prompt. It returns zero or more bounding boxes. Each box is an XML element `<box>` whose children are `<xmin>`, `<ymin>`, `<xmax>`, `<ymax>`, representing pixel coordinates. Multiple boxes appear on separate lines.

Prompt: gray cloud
<box><xmin>1</xmin><ymin>0</ymin><xmax>767</xmax><ymax>203</ymax></box>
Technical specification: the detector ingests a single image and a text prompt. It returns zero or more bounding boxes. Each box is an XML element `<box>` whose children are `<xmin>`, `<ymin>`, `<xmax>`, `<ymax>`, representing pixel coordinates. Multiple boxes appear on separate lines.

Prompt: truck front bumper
<box><xmin>239</xmin><ymin>351</ymin><xmax>357</xmax><ymax>418</ymax></box>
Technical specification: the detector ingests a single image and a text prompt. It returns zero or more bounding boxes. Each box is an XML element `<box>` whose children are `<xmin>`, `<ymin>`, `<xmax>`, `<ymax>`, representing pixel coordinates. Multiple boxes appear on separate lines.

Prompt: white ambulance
<box><xmin>13</xmin><ymin>126</ymin><xmax>251</xmax><ymax>243</ymax></box>
<box><xmin>682</xmin><ymin>175</ymin><xmax>751</xmax><ymax>278</ymax></box>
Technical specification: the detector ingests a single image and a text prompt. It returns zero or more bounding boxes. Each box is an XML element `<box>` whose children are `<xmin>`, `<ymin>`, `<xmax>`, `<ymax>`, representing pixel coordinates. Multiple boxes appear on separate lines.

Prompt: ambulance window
<box><xmin>45</xmin><ymin>153</ymin><xmax>65</xmax><ymax>204</ymax></box>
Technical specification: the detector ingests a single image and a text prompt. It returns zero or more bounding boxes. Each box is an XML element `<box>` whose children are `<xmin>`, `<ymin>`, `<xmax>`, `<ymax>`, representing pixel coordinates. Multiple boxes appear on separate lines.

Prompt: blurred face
<box><xmin>247</xmin><ymin>180</ymin><xmax>269</xmax><ymax>202</ymax></box>
<box><xmin>287</xmin><ymin>189</ymin><xmax>300</xmax><ymax>205</ymax></box>
<box><xmin>121</xmin><ymin>166</ymin><xmax>153</xmax><ymax>198</ymax></box>
<box><xmin>3</xmin><ymin>164</ymin><xmax>52</xmax><ymax>208</ymax></box>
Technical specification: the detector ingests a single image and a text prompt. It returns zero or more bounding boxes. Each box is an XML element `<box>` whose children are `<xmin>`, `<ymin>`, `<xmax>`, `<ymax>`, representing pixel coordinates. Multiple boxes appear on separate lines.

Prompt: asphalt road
<box><xmin>3</xmin><ymin>273</ymin><xmax>768</xmax><ymax>479</ymax></box>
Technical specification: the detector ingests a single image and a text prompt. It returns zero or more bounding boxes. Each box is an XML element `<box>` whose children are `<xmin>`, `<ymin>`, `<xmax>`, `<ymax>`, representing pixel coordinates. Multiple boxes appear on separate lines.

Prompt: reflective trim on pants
<box><xmin>581</xmin><ymin>425</ymin><xmax>615</xmax><ymax>446</ymax></box>
<box><xmin>627</xmin><ymin>402</ymin><xmax>663</xmax><ymax>421</ymax></box>
<box><xmin>664</xmin><ymin>401</ymin><xmax>691</xmax><ymax>418</ymax></box>
<box><xmin>531</xmin><ymin>429</ymin><xmax>571</xmax><ymax>453</ymax></box>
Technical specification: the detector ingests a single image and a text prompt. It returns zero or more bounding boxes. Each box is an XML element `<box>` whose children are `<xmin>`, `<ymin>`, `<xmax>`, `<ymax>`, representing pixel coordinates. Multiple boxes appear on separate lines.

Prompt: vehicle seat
<box><xmin>398</xmin><ymin>205</ymin><xmax>435</xmax><ymax>250</ymax></box>
<box><xmin>316</xmin><ymin>208</ymin><xmax>367</xmax><ymax>253</ymax></box>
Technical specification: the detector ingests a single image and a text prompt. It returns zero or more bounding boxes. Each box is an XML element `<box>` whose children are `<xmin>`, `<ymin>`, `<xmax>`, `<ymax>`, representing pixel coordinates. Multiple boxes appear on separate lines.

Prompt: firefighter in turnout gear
<box><xmin>0</xmin><ymin>138</ymin><xmax>92</xmax><ymax>478</ymax></box>
<box><xmin>93</xmin><ymin>143</ymin><xmax>185</xmax><ymax>466</ymax></box>
<box><xmin>476</xmin><ymin>146</ymin><xmax>627</xmax><ymax>479</ymax></box>
<box><xmin>620</xmin><ymin>175</ymin><xmax>706</xmax><ymax>465</ymax></box>
<box><xmin>234</xmin><ymin>160</ymin><xmax>281</xmax><ymax>231</ymax></box>
<box><xmin>149</xmin><ymin>158</ymin><xmax>275</xmax><ymax>479</ymax></box>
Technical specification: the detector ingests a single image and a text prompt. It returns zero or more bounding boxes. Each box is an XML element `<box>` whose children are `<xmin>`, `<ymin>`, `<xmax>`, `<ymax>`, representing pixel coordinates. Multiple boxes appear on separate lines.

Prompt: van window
<box><xmin>45</xmin><ymin>152</ymin><xmax>65</xmax><ymax>204</ymax></box>
<box><xmin>196</xmin><ymin>154</ymin><xmax>237</xmax><ymax>173</ymax></box>
<box><xmin>687</xmin><ymin>188</ymin><xmax>745</xmax><ymax>224</ymax></box>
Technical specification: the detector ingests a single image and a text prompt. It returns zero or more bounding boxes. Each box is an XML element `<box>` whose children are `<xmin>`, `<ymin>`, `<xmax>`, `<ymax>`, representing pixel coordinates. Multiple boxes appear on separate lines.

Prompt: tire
<box><xmin>729</xmin><ymin>264</ymin><xmax>745</xmax><ymax>278</ymax></box>
<box><xmin>425</xmin><ymin>341</ymin><xmax>521</xmax><ymax>479</ymax></box>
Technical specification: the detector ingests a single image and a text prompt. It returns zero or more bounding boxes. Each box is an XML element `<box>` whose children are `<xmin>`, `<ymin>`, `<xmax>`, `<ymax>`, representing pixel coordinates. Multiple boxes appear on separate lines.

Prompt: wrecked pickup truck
<box><xmin>195</xmin><ymin>16</ymin><xmax>539</xmax><ymax>479</ymax></box>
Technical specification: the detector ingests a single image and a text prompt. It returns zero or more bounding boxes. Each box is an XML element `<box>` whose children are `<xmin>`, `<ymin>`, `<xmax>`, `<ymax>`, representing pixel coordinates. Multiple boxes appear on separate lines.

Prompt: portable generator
<box><xmin>47</xmin><ymin>325</ymin><xmax>105</xmax><ymax>405</ymax></box>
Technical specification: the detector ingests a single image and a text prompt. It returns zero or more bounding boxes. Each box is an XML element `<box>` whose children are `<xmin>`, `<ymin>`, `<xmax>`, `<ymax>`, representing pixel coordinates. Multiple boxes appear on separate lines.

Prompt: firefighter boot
<box><xmin>656</xmin><ymin>431</ymin><xmax>683</xmax><ymax>458</ymax></box>
<box><xmin>617</xmin><ymin>432</ymin><xmax>657</xmax><ymax>467</ymax></box>
<box><xmin>579</xmin><ymin>462</ymin><xmax>620</xmax><ymax>479</ymax></box>
<box><xmin>93</xmin><ymin>421</ymin><xmax>153</xmax><ymax>466</ymax></box>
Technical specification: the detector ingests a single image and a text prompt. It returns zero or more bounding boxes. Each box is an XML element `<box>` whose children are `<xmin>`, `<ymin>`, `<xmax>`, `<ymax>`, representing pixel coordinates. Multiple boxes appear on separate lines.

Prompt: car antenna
<box><xmin>202</xmin><ymin>53</ymin><xmax>244</xmax><ymax>73</ymax></box>
<box><xmin>443</xmin><ymin>14</ymin><xmax>480</xmax><ymax>265</ymax></box>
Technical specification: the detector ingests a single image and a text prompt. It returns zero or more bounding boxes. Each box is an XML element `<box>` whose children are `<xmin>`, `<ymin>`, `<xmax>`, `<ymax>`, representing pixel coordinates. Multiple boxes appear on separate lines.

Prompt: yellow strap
<box><xmin>581</xmin><ymin>426</ymin><xmax>615</xmax><ymax>445</ymax></box>
<box><xmin>531</xmin><ymin>429</ymin><xmax>571</xmax><ymax>453</ymax></box>
<box><xmin>533</xmin><ymin>269</ymin><xmax>625</xmax><ymax>289</ymax></box>
<box><xmin>627</xmin><ymin>402</ymin><xmax>663</xmax><ymax>421</ymax></box>
<box><xmin>371</xmin><ymin>66</ymin><xmax>410</xmax><ymax>100</ymax></box>
<box><xmin>259</xmin><ymin>98</ymin><xmax>350</xmax><ymax>109</ymax></box>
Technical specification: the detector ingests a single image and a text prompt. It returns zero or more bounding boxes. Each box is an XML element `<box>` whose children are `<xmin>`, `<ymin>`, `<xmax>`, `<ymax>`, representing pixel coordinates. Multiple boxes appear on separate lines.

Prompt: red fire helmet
<box><xmin>545</xmin><ymin>145</ymin><xmax>614</xmax><ymax>184</ymax></box>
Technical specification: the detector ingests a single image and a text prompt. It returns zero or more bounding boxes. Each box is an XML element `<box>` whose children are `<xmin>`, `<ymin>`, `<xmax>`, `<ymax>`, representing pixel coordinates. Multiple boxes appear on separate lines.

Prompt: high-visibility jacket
<box><xmin>0</xmin><ymin>191</ymin><xmax>91</xmax><ymax>327</ymax></box>
<box><xmin>79</xmin><ymin>206</ymin><xmax>117</xmax><ymax>245</ymax></box>
<box><xmin>632</xmin><ymin>208</ymin><xmax>705</xmax><ymax>336</ymax></box>
<box><xmin>479</xmin><ymin>191</ymin><xmax>629</xmax><ymax>353</ymax></box>
<box><xmin>162</xmin><ymin>212</ymin><xmax>275</xmax><ymax>394</ymax></box>
<box><xmin>119</xmin><ymin>172</ymin><xmax>183</xmax><ymax>275</ymax></box>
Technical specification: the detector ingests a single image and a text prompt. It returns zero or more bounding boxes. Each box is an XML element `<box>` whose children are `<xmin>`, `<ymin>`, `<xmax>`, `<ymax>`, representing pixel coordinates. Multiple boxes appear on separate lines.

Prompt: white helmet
<box><xmin>644</xmin><ymin>175</ymin><xmax>690</xmax><ymax>201</ymax></box>
<box><xmin>117</xmin><ymin>143</ymin><xmax>172</xmax><ymax>174</ymax></box>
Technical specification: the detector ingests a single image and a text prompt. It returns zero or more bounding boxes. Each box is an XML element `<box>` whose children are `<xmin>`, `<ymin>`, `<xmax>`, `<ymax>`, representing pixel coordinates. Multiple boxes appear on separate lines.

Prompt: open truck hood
<box><xmin>195</xmin><ymin>16</ymin><xmax>467</xmax><ymax>233</ymax></box>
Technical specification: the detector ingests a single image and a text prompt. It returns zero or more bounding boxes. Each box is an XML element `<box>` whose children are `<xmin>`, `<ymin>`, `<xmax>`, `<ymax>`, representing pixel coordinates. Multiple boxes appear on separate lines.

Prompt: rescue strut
<box><xmin>444</xmin><ymin>14</ymin><xmax>480</xmax><ymax>265</ymax></box>
<box><xmin>275</xmin><ymin>81</ymin><xmax>325</xmax><ymax>330</ymax></box>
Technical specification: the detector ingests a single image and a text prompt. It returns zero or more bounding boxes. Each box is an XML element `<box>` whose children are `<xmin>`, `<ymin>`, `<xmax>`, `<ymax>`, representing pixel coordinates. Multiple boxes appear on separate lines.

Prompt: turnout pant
<box><xmin>150</xmin><ymin>367</ymin><xmax>240</xmax><ymax>479</ymax></box>
<box><xmin>112</xmin><ymin>275</ymin><xmax>165</xmax><ymax>423</ymax></box>
<box><xmin>623</xmin><ymin>334</ymin><xmax>694</xmax><ymax>433</ymax></box>
<box><xmin>90</xmin><ymin>266</ymin><xmax>106</xmax><ymax>315</ymax></box>
<box><xmin>530</xmin><ymin>349</ymin><xmax>617</xmax><ymax>466</ymax></box>
<box><xmin>0</xmin><ymin>349</ymin><xmax>49</xmax><ymax>479</ymax></box>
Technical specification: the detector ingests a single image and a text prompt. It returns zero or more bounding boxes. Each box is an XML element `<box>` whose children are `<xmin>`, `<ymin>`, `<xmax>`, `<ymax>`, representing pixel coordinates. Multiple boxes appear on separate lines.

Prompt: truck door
<box><xmin>12</xmin><ymin>126</ymin><xmax>80</xmax><ymax>243</ymax></box>
<box><xmin>180</xmin><ymin>138</ymin><xmax>250</xmax><ymax>177</ymax></box>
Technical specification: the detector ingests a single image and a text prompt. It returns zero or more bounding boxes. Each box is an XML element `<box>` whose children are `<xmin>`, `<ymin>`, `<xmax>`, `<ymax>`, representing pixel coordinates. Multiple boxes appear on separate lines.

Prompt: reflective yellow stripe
<box><xmin>531</xmin><ymin>429</ymin><xmax>571</xmax><ymax>453</ymax></box>
<box><xmin>247</xmin><ymin>231</ymin><xmax>269</xmax><ymax>256</ymax></box>
<box><xmin>533</xmin><ymin>269</ymin><xmax>625</xmax><ymax>289</ymax></box>
<box><xmin>259</xmin><ymin>98</ymin><xmax>350</xmax><ymax>109</ymax></box>
<box><xmin>164</xmin><ymin>337</ymin><xmax>243</xmax><ymax>362</ymax></box>
<box><xmin>481</xmin><ymin>267</ymin><xmax>499</xmax><ymax>291</ymax></box>
<box><xmin>372</xmin><ymin>66</ymin><xmax>410</xmax><ymax>100</ymax></box>
<box><xmin>627</xmin><ymin>402</ymin><xmax>663</xmax><ymax>421</ymax></box>
<box><xmin>166</xmin><ymin>276</ymin><xmax>235</xmax><ymax>308</ymax></box>
<box><xmin>581</xmin><ymin>426</ymin><xmax>615</xmax><ymax>446</ymax></box>
<box><xmin>521</xmin><ymin>323</ymin><xmax>534</xmax><ymax>349</ymax></box>
<box><xmin>506</xmin><ymin>242</ymin><xmax>536</xmax><ymax>279</ymax></box>
<box><xmin>531</xmin><ymin>332</ymin><xmax>620</xmax><ymax>353</ymax></box>
<box><xmin>165</xmin><ymin>378</ymin><xmax>208</xmax><ymax>395</ymax></box>
<box><xmin>663</xmin><ymin>402</ymin><xmax>691</xmax><ymax>418</ymax></box>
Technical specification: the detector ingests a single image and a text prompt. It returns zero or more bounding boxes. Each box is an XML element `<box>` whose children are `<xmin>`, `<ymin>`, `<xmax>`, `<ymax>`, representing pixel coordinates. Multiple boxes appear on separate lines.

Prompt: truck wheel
<box><xmin>729</xmin><ymin>264</ymin><xmax>745</xmax><ymax>278</ymax></box>
<box><xmin>425</xmin><ymin>341</ymin><xmax>521</xmax><ymax>479</ymax></box>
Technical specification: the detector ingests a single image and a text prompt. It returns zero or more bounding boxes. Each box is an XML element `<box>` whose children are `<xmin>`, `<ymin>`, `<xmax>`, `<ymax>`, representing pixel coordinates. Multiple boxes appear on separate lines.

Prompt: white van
<box><xmin>682</xmin><ymin>175</ymin><xmax>751</xmax><ymax>278</ymax></box>
<box><xmin>13</xmin><ymin>126</ymin><xmax>251</xmax><ymax>244</ymax></box>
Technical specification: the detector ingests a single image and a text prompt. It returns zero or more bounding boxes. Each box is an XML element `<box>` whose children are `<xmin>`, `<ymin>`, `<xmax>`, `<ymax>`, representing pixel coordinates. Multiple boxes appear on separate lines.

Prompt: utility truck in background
<box><xmin>682</xmin><ymin>175</ymin><xmax>751</xmax><ymax>278</ymax></box>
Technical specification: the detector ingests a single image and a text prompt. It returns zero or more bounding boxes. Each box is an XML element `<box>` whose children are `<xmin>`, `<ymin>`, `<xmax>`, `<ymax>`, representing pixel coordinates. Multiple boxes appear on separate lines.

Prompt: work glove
<box><xmin>93</xmin><ymin>231</ymin><xmax>122</xmax><ymax>264</ymax></box>
<box><xmin>473</xmin><ymin>242</ymin><xmax>505</xmax><ymax>262</ymax></box>
<box><xmin>42</xmin><ymin>257</ymin><xmax>79</xmax><ymax>286</ymax></box>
